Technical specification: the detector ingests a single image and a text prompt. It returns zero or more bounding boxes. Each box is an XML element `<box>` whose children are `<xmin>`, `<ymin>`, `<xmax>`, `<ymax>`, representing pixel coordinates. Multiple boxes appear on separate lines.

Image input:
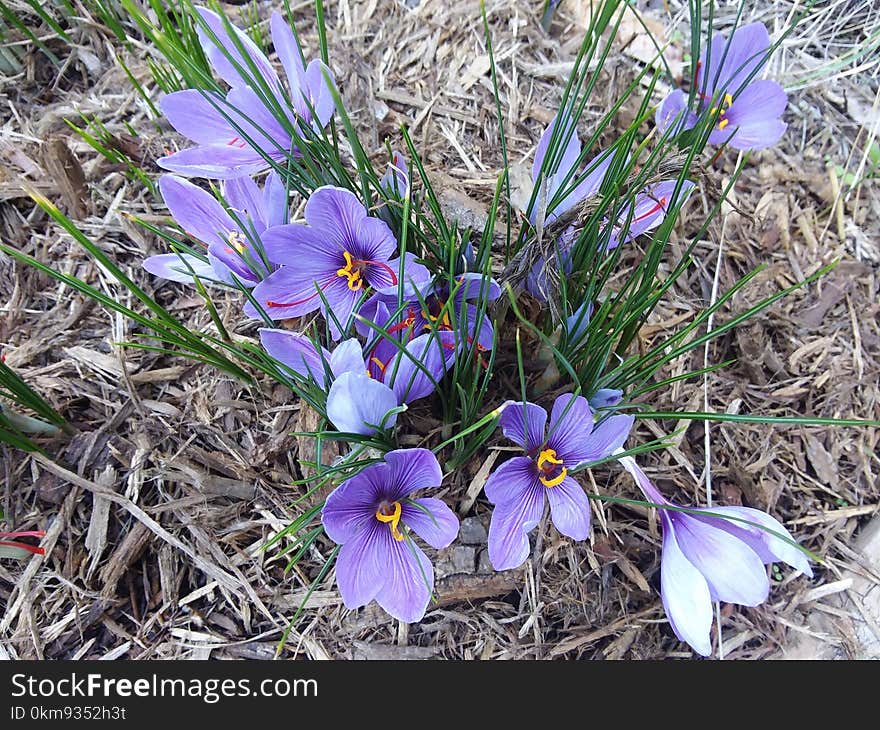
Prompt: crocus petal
<box><xmin>589</xmin><ymin>388</ymin><xmax>623</xmax><ymax>409</ymax></box>
<box><xmin>160</xmin><ymin>89</ymin><xmax>235</xmax><ymax>145</ymax></box>
<box><xmin>721</xmin><ymin>118</ymin><xmax>787</xmax><ymax>151</ymax></box>
<box><xmin>695</xmin><ymin>506</ymin><xmax>813</xmax><ymax>578</ymax></box>
<box><xmin>322</xmin><ymin>465</ymin><xmax>389</xmax><ymax>542</ymax></box>
<box><xmin>547</xmin><ymin>393</ymin><xmax>595</xmax><ymax>464</ymax></box>
<box><xmin>655</xmin><ymin>89</ymin><xmax>698</xmax><ymax>137</ymax></box>
<box><xmin>499</xmin><ymin>400</ymin><xmax>548</xmax><ymax>453</ymax></box>
<box><xmin>333</xmin><ymin>522</ymin><xmax>384</xmax><ymax>609</ymax></box>
<box><xmin>225</xmin><ymin>86</ymin><xmax>292</xmax><ymax>154</ymax></box>
<box><xmin>303</xmin><ymin>186</ymin><xmax>368</xmax><ymax>252</ymax></box>
<box><xmin>258</xmin><ymin>328</ymin><xmax>330</xmax><ymax>387</ymax></box>
<box><xmin>673</xmin><ymin>513</ymin><xmax>770</xmax><ymax>605</ymax></box>
<box><xmin>143</xmin><ymin>253</ymin><xmax>219</xmax><ymax>284</ymax></box>
<box><xmin>551</xmin><ymin>148</ymin><xmax>615</xmax><ymax>222</ymax></box>
<box><xmin>701</xmin><ymin>22</ymin><xmax>770</xmax><ymax>97</ymax></box>
<box><xmin>382</xmin><ymin>448</ymin><xmax>443</xmax><ymax>502</ymax></box>
<box><xmin>385</xmin><ymin>331</ymin><xmax>451</xmax><ymax>404</ymax></box>
<box><xmin>326</xmin><ymin>372</ymin><xmax>398</xmax><ymax>435</ymax></box>
<box><xmin>320</xmin><ymin>276</ymin><xmax>360</xmax><ymax>340</ymax></box>
<box><xmin>269</xmin><ymin>12</ymin><xmax>306</xmax><ymax>93</ymax></box>
<box><xmin>532</xmin><ymin>110</ymin><xmax>581</xmax><ymax>188</ymax></box>
<box><xmin>195</xmin><ymin>6</ymin><xmax>280</xmax><ymax>92</ymax></box>
<box><xmin>659</xmin><ymin>513</ymin><xmax>714</xmax><ymax>656</ymax></box>
<box><xmin>546</xmin><ymin>476</ymin><xmax>591</xmax><ymax>541</ymax></box>
<box><xmin>402</xmin><ymin>498</ymin><xmax>459</xmax><ymax>550</ymax></box>
<box><xmin>565</xmin><ymin>300</ymin><xmax>593</xmax><ymax>344</ymax></box>
<box><xmin>250</xmin><ymin>266</ymin><xmax>331</xmax><ymax>320</ymax></box>
<box><xmin>329</xmin><ymin>338</ymin><xmax>366</xmax><ymax>377</ymax></box>
<box><xmin>302</xmin><ymin>59</ymin><xmax>336</xmax><ymax>128</ymax></box>
<box><xmin>263</xmin><ymin>171</ymin><xmax>289</xmax><ymax>227</ymax></box>
<box><xmin>374</xmin><ymin>530</ymin><xmax>434</xmax><ymax>623</ymax></box>
<box><xmin>380</xmin><ymin>150</ymin><xmax>409</xmax><ymax>198</ymax></box>
<box><xmin>483</xmin><ymin>456</ymin><xmax>539</xmax><ymax>506</ymax></box>
<box><xmin>487</xmin><ymin>479</ymin><xmax>545</xmax><ymax>571</ymax></box>
<box><xmin>451</xmin><ymin>272</ymin><xmax>502</xmax><ymax>305</ymax></box>
<box><xmin>157</xmin><ymin>144</ymin><xmax>273</xmax><ymax>180</ymax></box>
<box><xmin>223</xmin><ymin>175</ymin><xmax>265</xmax><ymax>232</ymax></box>
<box><xmin>575</xmin><ymin>414</ymin><xmax>635</xmax><ymax>465</ymax></box>
<box><xmin>260</xmin><ymin>222</ymin><xmax>342</xmax><ymax>269</ymax></box>
<box><xmin>356</xmin><ymin>217</ymin><xmax>399</xmax><ymax>278</ymax></box>
<box><xmin>159</xmin><ymin>175</ymin><xmax>237</xmax><ymax>249</ymax></box>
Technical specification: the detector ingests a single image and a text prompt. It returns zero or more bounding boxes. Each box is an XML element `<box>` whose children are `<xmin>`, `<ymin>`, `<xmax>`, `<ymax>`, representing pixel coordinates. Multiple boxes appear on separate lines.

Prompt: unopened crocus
<box><xmin>0</xmin><ymin>530</ymin><xmax>45</xmax><ymax>559</ymax></box>
<box><xmin>656</xmin><ymin>22</ymin><xmax>787</xmax><ymax>150</ymax></box>
<box><xmin>250</xmin><ymin>186</ymin><xmax>428</xmax><ymax>339</ymax></box>
<box><xmin>259</xmin><ymin>327</ymin><xmax>451</xmax><ymax>434</ymax></box>
<box><xmin>322</xmin><ymin>448</ymin><xmax>459</xmax><ymax>622</ymax></box>
<box><xmin>603</xmin><ymin>179</ymin><xmax>696</xmax><ymax>251</ymax></box>
<box><xmin>357</xmin><ymin>273</ymin><xmax>500</xmax><ymax>367</ymax></box>
<box><xmin>379</xmin><ymin>150</ymin><xmax>409</xmax><ymax>199</ymax></box>
<box><xmin>158</xmin><ymin>8</ymin><xmax>335</xmax><ymax>178</ymax></box>
<box><xmin>144</xmin><ymin>173</ymin><xmax>285</xmax><ymax>287</ymax></box>
<box><xmin>484</xmin><ymin>394</ymin><xmax>634</xmax><ymax>570</ymax></box>
<box><xmin>618</xmin><ymin>453</ymin><xmax>812</xmax><ymax>656</ymax></box>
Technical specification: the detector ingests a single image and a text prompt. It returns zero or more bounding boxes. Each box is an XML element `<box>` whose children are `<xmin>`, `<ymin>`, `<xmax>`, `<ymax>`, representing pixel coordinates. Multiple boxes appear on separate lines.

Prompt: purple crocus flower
<box><xmin>322</xmin><ymin>448</ymin><xmax>459</xmax><ymax>622</ymax></box>
<box><xmin>619</xmin><ymin>454</ymin><xmax>812</xmax><ymax>656</ymax></box>
<box><xmin>604</xmin><ymin>179</ymin><xmax>696</xmax><ymax>251</ymax></box>
<box><xmin>528</xmin><ymin>111</ymin><xmax>615</xmax><ymax>227</ymax></box>
<box><xmin>143</xmin><ymin>173</ymin><xmax>286</xmax><ymax>287</ymax></box>
<box><xmin>484</xmin><ymin>394</ymin><xmax>634</xmax><ymax>570</ymax></box>
<box><xmin>656</xmin><ymin>22</ymin><xmax>787</xmax><ymax>151</ymax></box>
<box><xmin>259</xmin><ymin>327</ymin><xmax>451</xmax><ymax>434</ymax></box>
<box><xmin>357</xmin><ymin>273</ymin><xmax>500</xmax><ymax>369</ymax></box>
<box><xmin>249</xmin><ymin>186</ymin><xmax>428</xmax><ymax>339</ymax></box>
<box><xmin>158</xmin><ymin>8</ymin><xmax>335</xmax><ymax>179</ymax></box>
<box><xmin>379</xmin><ymin>150</ymin><xmax>409</xmax><ymax>199</ymax></box>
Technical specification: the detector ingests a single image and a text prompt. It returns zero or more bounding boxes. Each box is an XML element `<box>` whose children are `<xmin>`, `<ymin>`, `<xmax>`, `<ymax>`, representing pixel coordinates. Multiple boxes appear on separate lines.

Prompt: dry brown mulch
<box><xmin>0</xmin><ymin>0</ymin><xmax>878</xmax><ymax>659</ymax></box>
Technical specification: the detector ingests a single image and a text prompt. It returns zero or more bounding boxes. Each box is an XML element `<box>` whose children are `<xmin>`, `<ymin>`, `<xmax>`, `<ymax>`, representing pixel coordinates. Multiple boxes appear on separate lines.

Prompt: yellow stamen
<box><xmin>375</xmin><ymin>501</ymin><xmax>404</xmax><ymax>541</ymax></box>
<box><xmin>537</xmin><ymin>448</ymin><xmax>567</xmax><ymax>488</ymax></box>
<box><xmin>228</xmin><ymin>230</ymin><xmax>246</xmax><ymax>253</ymax></box>
<box><xmin>718</xmin><ymin>118</ymin><xmax>729</xmax><ymax>130</ymax></box>
<box><xmin>336</xmin><ymin>251</ymin><xmax>363</xmax><ymax>291</ymax></box>
<box><xmin>724</xmin><ymin>93</ymin><xmax>733</xmax><ymax>108</ymax></box>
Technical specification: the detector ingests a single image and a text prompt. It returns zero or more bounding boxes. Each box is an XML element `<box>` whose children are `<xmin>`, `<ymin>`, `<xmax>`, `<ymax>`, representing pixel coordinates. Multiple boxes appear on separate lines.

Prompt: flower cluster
<box><xmin>139</xmin><ymin>8</ymin><xmax>813</xmax><ymax>657</ymax></box>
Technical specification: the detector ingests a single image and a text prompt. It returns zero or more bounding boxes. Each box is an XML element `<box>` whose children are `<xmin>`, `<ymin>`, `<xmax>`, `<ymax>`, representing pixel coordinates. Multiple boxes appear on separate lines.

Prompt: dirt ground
<box><xmin>0</xmin><ymin>0</ymin><xmax>878</xmax><ymax>659</ymax></box>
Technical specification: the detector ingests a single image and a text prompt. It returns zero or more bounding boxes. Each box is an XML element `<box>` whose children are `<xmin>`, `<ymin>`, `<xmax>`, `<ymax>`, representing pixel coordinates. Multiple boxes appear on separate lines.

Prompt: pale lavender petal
<box><xmin>195</xmin><ymin>6</ymin><xmax>280</xmax><ymax>92</ymax></box>
<box><xmin>546</xmin><ymin>476</ymin><xmax>591</xmax><ymax>541</ymax></box>
<box><xmin>303</xmin><ymin>186</ymin><xmax>368</xmax><ymax>251</ymax></box>
<box><xmin>532</xmin><ymin>110</ymin><xmax>581</xmax><ymax>187</ymax></box>
<box><xmin>702</xmin><ymin>22</ymin><xmax>770</xmax><ymax>97</ymax></box>
<box><xmin>160</xmin><ymin>90</ymin><xmax>234</xmax><ymax>145</ymax></box>
<box><xmin>322</xmin><ymin>466</ymin><xmax>386</xmax><ymax>542</ymax></box>
<box><xmin>263</xmin><ymin>171</ymin><xmax>289</xmax><ymax>227</ymax></box>
<box><xmin>589</xmin><ymin>388</ymin><xmax>622</xmax><ymax>409</ymax></box>
<box><xmin>721</xmin><ymin>118</ymin><xmax>787</xmax><ymax>151</ymax></box>
<box><xmin>225</xmin><ymin>86</ymin><xmax>291</xmax><ymax>155</ymax></box>
<box><xmin>385</xmin><ymin>331</ymin><xmax>451</xmax><ymax>404</ymax></box>
<box><xmin>402</xmin><ymin>498</ymin><xmax>459</xmax><ymax>549</ymax></box>
<box><xmin>565</xmin><ymin>300</ymin><xmax>593</xmax><ymax>343</ymax></box>
<box><xmin>159</xmin><ymin>175</ymin><xmax>236</xmax><ymax>249</ymax></box>
<box><xmin>302</xmin><ymin>59</ymin><xmax>336</xmax><ymax>128</ymax></box>
<box><xmin>382</xmin><ymin>448</ymin><xmax>443</xmax><ymax>502</ymax></box>
<box><xmin>143</xmin><ymin>253</ymin><xmax>218</xmax><ymax>284</ymax></box>
<box><xmin>655</xmin><ymin>89</ymin><xmax>698</xmax><ymax>137</ymax></box>
<box><xmin>320</xmin><ymin>275</ymin><xmax>360</xmax><ymax>340</ymax></box>
<box><xmin>269</xmin><ymin>12</ymin><xmax>306</xmax><ymax>95</ymax></box>
<box><xmin>258</xmin><ymin>328</ymin><xmax>330</xmax><ymax>387</ymax></box>
<box><xmin>451</xmin><ymin>272</ymin><xmax>501</xmax><ymax>305</ymax></box>
<box><xmin>380</xmin><ymin>150</ymin><xmax>409</xmax><ymax>198</ymax></box>
<box><xmin>260</xmin><ymin>222</ymin><xmax>341</xmax><ymax>269</ymax></box>
<box><xmin>551</xmin><ymin>148</ymin><xmax>615</xmax><ymax>222</ymax></box>
<box><xmin>157</xmin><ymin>144</ymin><xmax>273</xmax><ymax>179</ymax></box>
<box><xmin>487</xmin><ymin>480</ymin><xmax>545</xmax><ymax>571</ymax></box>
<box><xmin>223</xmin><ymin>175</ymin><xmax>265</xmax><ymax>231</ymax></box>
<box><xmin>499</xmin><ymin>400</ymin><xmax>547</xmax><ymax>452</ymax></box>
<box><xmin>575</xmin><ymin>414</ymin><xmax>634</xmax><ymax>465</ymax></box>
<box><xmin>673</xmin><ymin>513</ymin><xmax>769</xmax><ymax>605</ymax></box>
<box><xmin>610</xmin><ymin>179</ymin><xmax>696</xmax><ymax>249</ymax></box>
<box><xmin>659</xmin><ymin>514</ymin><xmax>714</xmax><ymax>656</ymax></box>
<box><xmin>483</xmin><ymin>456</ymin><xmax>539</xmax><ymax>506</ymax></box>
<box><xmin>250</xmin><ymin>266</ymin><xmax>329</xmax><ymax>320</ymax></box>
<box><xmin>374</xmin><ymin>529</ymin><xmax>434</xmax><ymax>623</ymax></box>
<box><xmin>326</xmin><ymin>372</ymin><xmax>398</xmax><ymax>435</ymax></box>
<box><xmin>547</xmin><ymin>393</ymin><xmax>595</xmax><ymax>464</ymax></box>
<box><xmin>695</xmin><ymin>506</ymin><xmax>812</xmax><ymax>578</ymax></box>
<box><xmin>329</xmin><ymin>338</ymin><xmax>365</xmax><ymax>377</ymax></box>
<box><xmin>333</xmin><ymin>522</ymin><xmax>384</xmax><ymax>609</ymax></box>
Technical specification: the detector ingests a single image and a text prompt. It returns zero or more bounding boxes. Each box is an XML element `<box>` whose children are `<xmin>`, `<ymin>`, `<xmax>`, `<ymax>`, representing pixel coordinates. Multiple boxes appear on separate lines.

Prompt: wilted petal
<box><xmin>551</xmin><ymin>148</ymin><xmax>615</xmax><ymax>223</ymax></box>
<box><xmin>374</xmin><ymin>529</ymin><xmax>434</xmax><ymax>623</ymax></box>
<box><xmin>143</xmin><ymin>253</ymin><xmax>218</xmax><ymax>284</ymax></box>
<box><xmin>659</xmin><ymin>514</ymin><xmax>714</xmax><ymax>656</ymax></box>
<box><xmin>487</xmin><ymin>480</ymin><xmax>545</xmax><ymax>571</ymax></box>
<box><xmin>195</xmin><ymin>6</ymin><xmax>280</xmax><ymax>92</ymax></box>
<box><xmin>326</xmin><ymin>372</ymin><xmax>398</xmax><ymax>435</ymax></box>
<box><xmin>696</xmin><ymin>506</ymin><xmax>813</xmax><ymax>578</ymax></box>
<box><xmin>547</xmin><ymin>393</ymin><xmax>595</xmax><ymax>464</ymax></box>
<box><xmin>402</xmin><ymin>498</ymin><xmax>459</xmax><ymax>549</ymax></box>
<box><xmin>499</xmin><ymin>400</ymin><xmax>547</xmax><ymax>452</ymax></box>
<box><xmin>333</xmin><ymin>522</ymin><xmax>384</xmax><ymax>609</ymax></box>
<box><xmin>546</xmin><ymin>476</ymin><xmax>591</xmax><ymax>541</ymax></box>
<box><xmin>258</xmin><ymin>328</ymin><xmax>330</xmax><ymax>387</ymax></box>
<box><xmin>673</xmin><ymin>513</ymin><xmax>769</xmax><ymax>605</ymax></box>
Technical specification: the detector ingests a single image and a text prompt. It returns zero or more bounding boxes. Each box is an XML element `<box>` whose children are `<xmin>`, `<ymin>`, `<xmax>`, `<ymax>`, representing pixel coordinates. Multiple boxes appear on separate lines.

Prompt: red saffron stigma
<box><xmin>634</xmin><ymin>197</ymin><xmax>668</xmax><ymax>223</ymax></box>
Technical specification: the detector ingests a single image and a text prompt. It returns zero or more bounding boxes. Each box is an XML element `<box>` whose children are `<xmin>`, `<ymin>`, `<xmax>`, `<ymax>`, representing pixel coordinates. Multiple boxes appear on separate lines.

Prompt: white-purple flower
<box><xmin>619</xmin><ymin>454</ymin><xmax>813</xmax><ymax>656</ymax></box>
<box><xmin>322</xmin><ymin>448</ymin><xmax>459</xmax><ymax>623</ymax></box>
<box><xmin>143</xmin><ymin>173</ymin><xmax>285</xmax><ymax>287</ymax></box>
<box><xmin>259</xmin><ymin>327</ymin><xmax>451</xmax><ymax>435</ymax></box>
<box><xmin>158</xmin><ymin>8</ymin><xmax>335</xmax><ymax>179</ymax></box>
<box><xmin>656</xmin><ymin>22</ymin><xmax>787</xmax><ymax>150</ymax></box>
<box><xmin>484</xmin><ymin>394</ymin><xmax>634</xmax><ymax>570</ymax></box>
<box><xmin>249</xmin><ymin>186</ymin><xmax>428</xmax><ymax>339</ymax></box>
